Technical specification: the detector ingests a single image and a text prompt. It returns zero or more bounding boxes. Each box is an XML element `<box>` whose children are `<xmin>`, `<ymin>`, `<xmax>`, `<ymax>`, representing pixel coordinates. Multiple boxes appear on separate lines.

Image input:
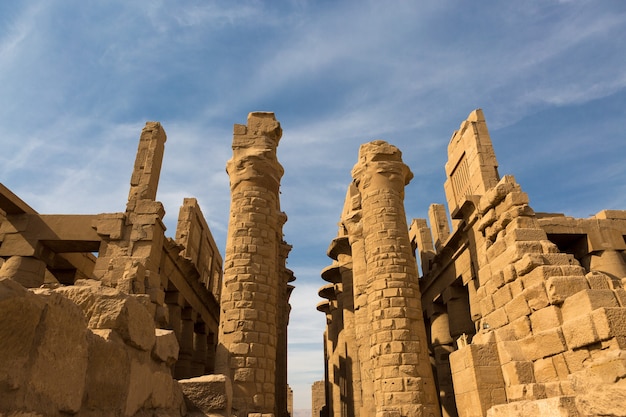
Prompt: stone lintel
<box><xmin>0</xmin><ymin>214</ymin><xmax>101</xmax><ymax>256</ymax></box>
<box><xmin>0</xmin><ymin>183</ymin><xmax>37</xmax><ymax>215</ymax></box>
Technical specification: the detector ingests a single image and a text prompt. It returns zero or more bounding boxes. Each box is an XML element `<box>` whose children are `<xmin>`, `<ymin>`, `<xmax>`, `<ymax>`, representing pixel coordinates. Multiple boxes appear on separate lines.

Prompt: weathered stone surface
<box><xmin>0</xmin><ymin>256</ymin><xmax>45</xmax><ymax>288</ymax></box>
<box><xmin>56</xmin><ymin>281</ymin><xmax>156</xmax><ymax>351</ymax></box>
<box><xmin>486</xmin><ymin>396</ymin><xmax>579</xmax><ymax>417</ymax></box>
<box><xmin>153</xmin><ymin>328</ymin><xmax>180</xmax><ymax>365</ymax></box>
<box><xmin>180</xmin><ymin>374</ymin><xmax>233</xmax><ymax>416</ymax></box>
<box><xmin>0</xmin><ymin>280</ymin><xmax>89</xmax><ymax>416</ymax></box>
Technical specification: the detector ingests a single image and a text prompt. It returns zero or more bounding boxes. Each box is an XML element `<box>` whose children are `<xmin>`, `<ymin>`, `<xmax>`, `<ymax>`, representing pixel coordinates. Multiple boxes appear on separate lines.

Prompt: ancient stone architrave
<box><xmin>216</xmin><ymin>112</ymin><xmax>294</xmax><ymax>417</ymax></box>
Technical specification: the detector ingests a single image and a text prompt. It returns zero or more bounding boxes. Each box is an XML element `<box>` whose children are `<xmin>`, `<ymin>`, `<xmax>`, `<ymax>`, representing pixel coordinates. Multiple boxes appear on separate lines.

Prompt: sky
<box><xmin>1</xmin><ymin>0</ymin><xmax>626</xmax><ymax>412</ymax></box>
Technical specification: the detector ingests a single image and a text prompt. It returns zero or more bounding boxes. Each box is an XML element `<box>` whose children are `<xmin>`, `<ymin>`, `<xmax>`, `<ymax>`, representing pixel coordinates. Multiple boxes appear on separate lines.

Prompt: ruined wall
<box><xmin>320</xmin><ymin>109</ymin><xmax>626</xmax><ymax>417</ymax></box>
<box><xmin>414</xmin><ymin>110</ymin><xmax>626</xmax><ymax>417</ymax></box>
<box><xmin>311</xmin><ymin>380</ymin><xmax>326</xmax><ymax>417</ymax></box>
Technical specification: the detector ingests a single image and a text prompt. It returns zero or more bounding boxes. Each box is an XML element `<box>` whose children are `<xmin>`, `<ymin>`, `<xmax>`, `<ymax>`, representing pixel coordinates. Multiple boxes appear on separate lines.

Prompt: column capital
<box><xmin>226</xmin><ymin>112</ymin><xmax>284</xmax><ymax>192</ymax></box>
<box><xmin>351</xmin><ymin>140</ymin><xmax>413</xmax><ymax>193</ymax></box>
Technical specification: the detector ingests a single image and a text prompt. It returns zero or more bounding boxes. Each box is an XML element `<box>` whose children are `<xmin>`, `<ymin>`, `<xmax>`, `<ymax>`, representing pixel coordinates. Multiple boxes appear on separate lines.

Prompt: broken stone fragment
<box><xmin>56</xmin><ymin>281</ymin><xmax>156</xmax><ymax>351</ymax></box>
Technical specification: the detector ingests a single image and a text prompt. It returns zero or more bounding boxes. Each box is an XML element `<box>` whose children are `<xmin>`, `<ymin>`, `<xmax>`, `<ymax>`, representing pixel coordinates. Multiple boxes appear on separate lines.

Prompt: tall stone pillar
<box><xmin>351</xmin><ymin>141</ymin><xmax>441</xmax><ymax>417</ymax></box>
<box><xmin>341</xmin><ymin>183</ymin><xmax>374</xmax><ymax>417</ymax></box>
<box><xmin>216</xmin><ymin>112</ymin><xmax>285</xmax><ymax>416</ymax></box>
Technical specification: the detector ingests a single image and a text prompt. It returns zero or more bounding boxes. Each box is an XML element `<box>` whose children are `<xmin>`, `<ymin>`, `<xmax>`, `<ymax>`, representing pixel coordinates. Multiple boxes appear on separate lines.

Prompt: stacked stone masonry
<box><xmin>318</xmin><ymin>109</ymin><xmax>626</xmax><ymax>417</ymax></box>
<box><xmin>0</xmin><ymin>114</ymin><xmax>295</xmax><ymax>417</ymax></box>
<box><xmin>216</xmin><ymin>112</ymin><xmax>295</xmax><ymax>417</ymax></box>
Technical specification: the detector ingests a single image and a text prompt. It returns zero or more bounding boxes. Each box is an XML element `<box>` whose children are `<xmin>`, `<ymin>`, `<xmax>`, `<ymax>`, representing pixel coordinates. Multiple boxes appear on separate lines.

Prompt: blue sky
<box><xmin>1</xmin><ymin>0</ymin><xmax>625</xmax><ymax>411</ymax></box>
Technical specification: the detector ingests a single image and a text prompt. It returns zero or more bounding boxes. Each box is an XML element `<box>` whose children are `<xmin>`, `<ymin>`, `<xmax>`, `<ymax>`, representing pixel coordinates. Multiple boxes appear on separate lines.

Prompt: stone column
<box><xmin>216</xmin><ymin>112</ymin><xmax>285</xmax><ymax>416</ymax></box>
<box><xmin>276</xmin><ymin>239</ymin><xmax>294</xmax><ymax>417</ymax></box>
<box><xmin>429</xmin><ymin>306</ymin><xmax>457</xmax><ymax>417</ymax></box>
<box><xmin>352</xmin><ymin>141</ymin><xmax>441</xmax><ymax>417</ymax></box>
<box><xmin>176</xmin><ymin>307</ymin><xmax>195</xmax><ymax>379</ymax></box>
<box><xmin>192</xmin><ymin>321</ymin><xmax>208</xmax><ymax>377</ymax></box>
<box><xmin>342</xmin><ymin>183</ymin><xmax>375</xmax><ymax>417</ymax></box>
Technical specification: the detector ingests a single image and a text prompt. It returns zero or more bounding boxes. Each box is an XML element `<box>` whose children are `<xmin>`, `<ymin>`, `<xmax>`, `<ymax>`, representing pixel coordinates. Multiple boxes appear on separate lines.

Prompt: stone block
<box><xmin>501</xmin><ymin>361</ymin><xmax>535</xmax><ymax>386</ymax></box>
<box><xmin>533</xmin><ymin>357</ymin><xmax>558</xmax><ymax>383</ymax></box>
<box><xmin>152</xmin><ymin>329</ymin><xmax>179</xmax><ymax>366</ymax></box>
<box><xmin>502</xmin><ymin>264</ymin><xmax>517</xmax><ymax>284</ymax></box>
<box><xmin>56</xmin><ymin>283</ymin><xmax>156</xmax><ymax>351</ymax></box>
<box><xmin>450</xmin><ymin>341</ymin><xmax>500</xmax><ymax>370</ymax></box>
<box><xmin>83</xmin><ymin>329</ymin><xmax>130</xmax><ymax>410</ymax></box>
<box><xmin>522</xmin><ymin>283</ymin><xmax>549</xmax><ymax>312</ymax></box>
<box><xmin>561</xmin><ymin>289</ymin><xmax>618</xmax><ymax>322</ymax></box>
<box><xmin>530</xmin><ymin>306</ymin><xmax>562</xmax><ymax>333</ymax></box>
<box><xmin>504</xmin><ymin>294</ymin><xmax>531</xmax><ymax>321</ymax></box>
<box><xmin>20</xmin><ymin>288</ymin><xmax>89</xmax><ymax>414</ymax></box>
<box><xmin>515</xmin><ymin>254</ymin><xmax>546</xmax><ymax>277</ymax></box>
<box><xmin>504</xmin><ymin>383</ymin><xmax>547</xmax><ymax>402</ymax></box>
<box><xmin>0</xmin><ymin>256</ymin><xmax>46</xmax><ymax>288</ymax></box>
<box><xmin>500</xmin><ymin>316</ymin><xmax>532</xmax><ymax>342</ymax></box>
<box><xmin>562</xmin><ymin>313</ymin><xmax>599</xmax><ymax>349</ymax></box>
<box><xmin>586</xmin><ymin>271</ymin><xmax>613</xmax><ymax>290</ymax></box>
<box><xmin>486</xmin><ymin>395</ymin><xmax>578</xmax><ymax>417</ymax></box>
<box><xmin>545</xmin><ymin>276</ymin><xmax>589</xmax><ymax>305</ymax></box>
<box><xmin>614</xmin><ymin>288</ymin><xmax>626</xmax><ymax>307</ymax></box>
<box><xmin>563</xmin><ymin>349</ymin><xmax>590</xmax><ymax>373</ymax></box>
<box><xmin>180</xmin><ymin>374</ymin><xmax>233</xmax><ymax>416</ymax></box>
<box><xmin>551</xmin><ymin>353</ymin><xmax>570</xmax><ymax>380</ymax></box>
<box><xmin>480</xmin><ymin>295</ymin><xmax>496</xmax><ymax>317</ymax></box>
<box><xmin>520</xmin><ymin>328</ymin><xmax>566</xmax><ymax>361</ymax></box>
<box><xmin>484</xmin><ymin>307</ymin><xmax>509</xmax><ymax>329</ymax></box>
<box><xmin>492</xmin><ymin>285</ymin><xmax>512</xmax><ymax>309</ymax></box>
<box><xmin>591</xmin><ymin>307</ymin><xmax>626</xmax><ymax>339</ymax></box>
<box><xmin>496</xmin><ymin>341</ymin><xmax>525</xmax><ymax>364</ymax></box>
<box><xmin>509</xmin><ymin>279</ymin><xmax>524</xmax><ymax>297</ymax></box>
<box><xmin>520</xmin><ymin>265</ymin><xmax>563</xmax><ymax>288</ymax></box>
<box><xmin>503</xmin><ymin>228</ymin><xmax>547</xmax><ymax>245</ymax></box>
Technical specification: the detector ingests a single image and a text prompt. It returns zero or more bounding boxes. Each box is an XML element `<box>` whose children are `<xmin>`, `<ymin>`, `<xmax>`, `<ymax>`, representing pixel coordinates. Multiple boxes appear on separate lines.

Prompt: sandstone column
<box><xmin>341</xmin><ymin>183</ymin><xmax>375</xmax><ymax>417</ymax></box>
<box><xmin>216</xmin><ymin>112</ymin><xmax>285</xmax><ymax>416</ymax></box>
<box><xmin>352</xmin><ymin>141</ymin><xmax>441</xmax><ymax>417</ymax></box>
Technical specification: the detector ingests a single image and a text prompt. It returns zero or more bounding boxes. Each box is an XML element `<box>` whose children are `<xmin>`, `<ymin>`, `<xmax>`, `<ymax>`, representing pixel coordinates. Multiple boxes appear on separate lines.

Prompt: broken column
<box><xmin>216</xmin><ymin>112</ymin><xmax>288</xmax><ymax>417</ymax></box>
<box><xmin>93</xmin><ymin>122</ymin><xmax>167</xmax><ymax>304</ymax></box>
<box><xmin>352</xmin><ymin>140</ymin><xmax>441</xmax><ymax>417</ymax></box>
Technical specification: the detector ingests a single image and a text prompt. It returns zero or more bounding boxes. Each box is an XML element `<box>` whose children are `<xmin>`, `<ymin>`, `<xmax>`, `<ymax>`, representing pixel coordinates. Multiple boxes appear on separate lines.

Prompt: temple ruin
<box><xmin>0</xmin><ymin>113</ymin><xmax>294</xmax><ymax>417</ymax></box>
<box><xmin>318</xmin><ymin>109</ymin><xmax>626</xmax><ymax>417</ymax></box>
<box><xmin>3</xmin><ymin>108</ymin><xmax>626</xmax><ymax>417</ymax></box>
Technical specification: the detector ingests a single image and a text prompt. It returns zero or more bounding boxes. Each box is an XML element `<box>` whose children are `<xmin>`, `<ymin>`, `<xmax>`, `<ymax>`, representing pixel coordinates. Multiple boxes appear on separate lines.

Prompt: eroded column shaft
<box><xmin>216</xmin><ymin>112</ymin><xmax>284</xmax><ymax>416</ymax></box>
<box><xmin>352</xmin><ymin>141</ymin><xmax>441</xmax><ymax>417</ymax></box>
